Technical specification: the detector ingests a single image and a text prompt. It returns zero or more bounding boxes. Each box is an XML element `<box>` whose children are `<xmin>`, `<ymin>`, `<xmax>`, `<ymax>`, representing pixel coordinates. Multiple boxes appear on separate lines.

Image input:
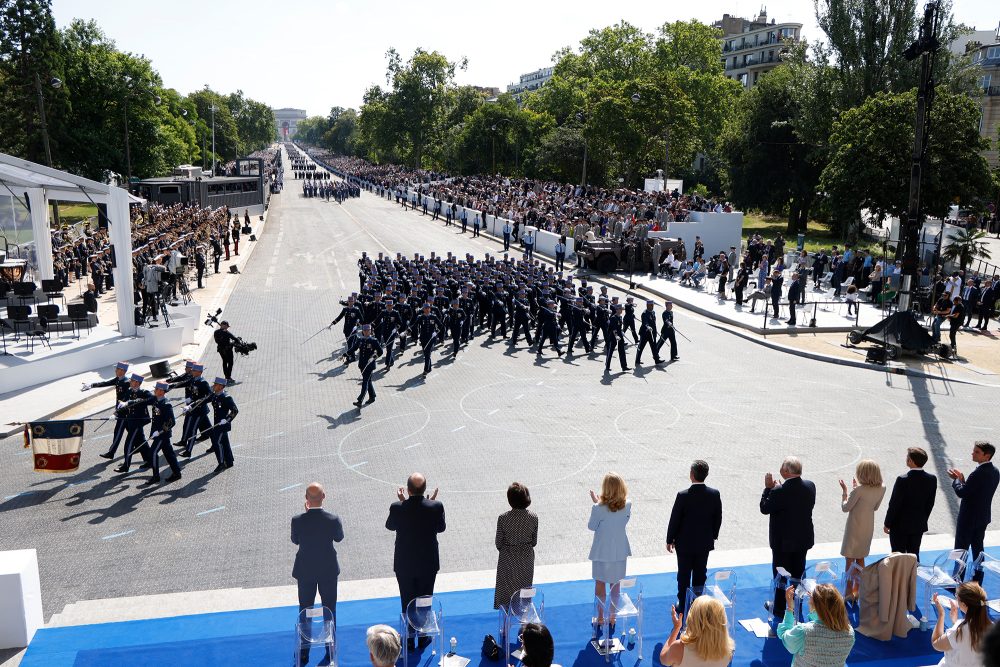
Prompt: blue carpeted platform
<box><xmin>24</xmin><ymin>552</ymin><xmax>969</xmax><ymax>667</ymax></box>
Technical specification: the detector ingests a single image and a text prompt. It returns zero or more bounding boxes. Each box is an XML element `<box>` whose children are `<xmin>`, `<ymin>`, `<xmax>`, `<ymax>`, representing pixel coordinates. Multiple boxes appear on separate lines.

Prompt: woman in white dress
<box><xmin>932</xmin><ymin>582</ymin><xmax>992</xmax><ymax>667</ymax></box>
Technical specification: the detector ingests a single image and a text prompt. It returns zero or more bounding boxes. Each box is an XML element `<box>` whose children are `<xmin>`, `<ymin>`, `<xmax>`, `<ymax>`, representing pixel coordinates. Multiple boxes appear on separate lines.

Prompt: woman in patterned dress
<box><xmin>494</xmin><ymin>482</ymin><xmax>539</xmax><ymax>611</ymax></box>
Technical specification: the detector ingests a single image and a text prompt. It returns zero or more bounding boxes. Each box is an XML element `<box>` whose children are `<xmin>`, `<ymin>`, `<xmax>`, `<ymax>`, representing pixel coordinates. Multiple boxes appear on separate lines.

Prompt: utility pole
<box><xmin>124</xmin><ymin>95</ymin><xmax>132</xmax><ymax>188</ymax></box>
<box><xmin>33</xmin><ymin>73</ymin><xmax>53</xmax><ymax>168</ymax></box>
<box><xmin>210</xmin><ymin>104</ymin><xmax>217</xmax><ymax>176</ymax></box>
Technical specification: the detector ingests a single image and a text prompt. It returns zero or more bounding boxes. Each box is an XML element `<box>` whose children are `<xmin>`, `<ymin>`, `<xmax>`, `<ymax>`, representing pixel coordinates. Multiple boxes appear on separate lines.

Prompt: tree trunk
<box><xmin>787</xmin><ymin>200</ymin><xmax>801</xmax><ymax>236</ymax></box>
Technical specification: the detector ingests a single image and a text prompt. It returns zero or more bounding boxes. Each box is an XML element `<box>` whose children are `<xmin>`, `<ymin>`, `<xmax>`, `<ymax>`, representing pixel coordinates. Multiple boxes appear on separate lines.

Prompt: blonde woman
<box><xmin>660</xmin><ymin>596</ymin><xmax>735</xmax><ymax>666</ymax></box>
<box><xmin>587</xmin><ymin>473</ymin><xmax>631</xmax><ymax>632</ymax></box>
<box><xmin>839</xmin><ymin>459</ymin><xmax>886</xmax><ymax>600</ymax></box>
<box><xmin>778</xmin><ymin>583</ymin><xmax>855</xmax><ymax>665</ymax></box>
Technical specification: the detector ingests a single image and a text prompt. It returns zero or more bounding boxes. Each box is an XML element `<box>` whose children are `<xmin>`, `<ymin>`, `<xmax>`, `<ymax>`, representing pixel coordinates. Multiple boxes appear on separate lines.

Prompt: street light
<box><xmin>631</xmin><ymin>92</ymin><xmax>669</xmax><ymax>190</ymax></box>
<box><xmin>576</xmin><ymin>112</ymin><xmax>588</xmax><ymax>187</ymax></box>
<box><xmin>122</xmin><ymin>76</ymin><xmax>161</xmax><ymax>188</ymax></box>
<box><xmin>33</xmin><ymin>74</ymin><xmax>62</xmax><ymax>167</ymax></box>
<box><xmin>209</xmin><ymin>104</ymin><xmax>218</xmax><ymax>176</ymax></box>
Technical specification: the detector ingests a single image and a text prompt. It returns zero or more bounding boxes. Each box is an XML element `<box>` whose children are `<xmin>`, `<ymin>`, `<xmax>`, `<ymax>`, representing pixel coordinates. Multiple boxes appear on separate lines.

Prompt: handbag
<box><xmin>481</xmin><ymin>634</ymin><xmax>501</xmax><ymax>660</ymax></box>
<box><xmin>242</xmin><ymin>226</ymin><xmax>252</xmax><ymax>234</ymax></box>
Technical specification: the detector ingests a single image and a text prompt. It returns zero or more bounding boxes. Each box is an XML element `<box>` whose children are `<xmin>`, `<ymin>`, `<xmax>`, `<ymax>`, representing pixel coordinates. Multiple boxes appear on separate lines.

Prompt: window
<box><xmin>979</xmin><ymin>74</ymin><xmax>992</xmax><ymax>91</ymax></box>
<box><xmin>159</xmin><ymin>185</ymin><xmax>179</xmax><ymax>195</ymax></box>
<box><xmin>987</xmin><ymin>46</ymin><xmax>1000</xmax><ymax>59</ymax></box>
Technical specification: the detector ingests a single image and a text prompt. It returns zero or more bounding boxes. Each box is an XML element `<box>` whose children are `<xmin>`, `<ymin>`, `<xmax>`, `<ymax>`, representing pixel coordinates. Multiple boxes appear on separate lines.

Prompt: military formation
<box><xmin>328</xmin><ymin>252</ymin><xmax>681</xmax><ymax>407</ymax></box>
<box><xmin>81</xmin><ymin>360</ymin><xmax>239</xmax><ymax>483</ymax></box>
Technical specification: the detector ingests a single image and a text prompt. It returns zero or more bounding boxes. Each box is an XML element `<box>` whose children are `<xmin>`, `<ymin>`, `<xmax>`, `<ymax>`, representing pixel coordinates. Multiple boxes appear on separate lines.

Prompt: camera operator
<box><xmin>214</xmin><ymin>320</ymin><xmax>239</xmax><ymax>385</ymax></box>
<box><xmin>142</xmin><ymin>256</ymin><xmax>167</xmax><ymax>321</ymax></box>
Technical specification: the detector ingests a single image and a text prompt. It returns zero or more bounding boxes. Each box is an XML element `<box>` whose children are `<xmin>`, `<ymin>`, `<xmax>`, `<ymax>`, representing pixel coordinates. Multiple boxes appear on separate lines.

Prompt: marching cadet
<box><xmin>169</xmin><ymin>362</ymin><xmax>213</xmax><ymax>457</ymax></box>
<box><xmin>605</xmin><ymin>304</ymin><xmax>630</xmax><ymax>373</ymax></box>
<box><xmin>354</xmin><ymin>323</ymin><xmax>384</xmax><ymax>406</ymax></box>
<box><xmin>590</xmin><ymin>297</ymin><xmax>611</xmax><ymax>353</ymax></box>
<box><xmin>114</xmin><ymin>373</ymin><xmax>154</xmax><ymax>474</ymax></box>
<box><xmin>623</xmin><ymin>296</ymin><xmax>639</xmax><ymax>343</ymax></box>
<box><xmin>82</xmin><ymin>361</ymin><xmax>131</xmax><ymax>460</ymax></box>
<box><xmin>445</xmin><ymin>300</ymin><xmax>466</xmax><ymax>356</ymax></box>
<box><xmin>534</xmin><ymin>299</ymin><xmax>563</xmax><ymax>358</ymax></box>
<box><xmin>458</xmin><ymin>287</ymin><xmax>476</xmax><ymax>343</ymax></box>
<box><xmin>635</xmin><ymin>300</ymin><xmax>664</xmax><ymax>366</ymax></box>
<box><xmin>209</xmin><ymin>377</ymin><xmax>238</xmax><ymax>472</ymax></box>
<box><xmin>414</xmin><ymin>303</ymin><xmax>443</xmax><ymax>375</ymax></box>
<box><xmin>396</xmin><ymin>294</ymin><xmax>413</xmax><ymax>349</ymax></box>
<box><xmin>491</xmin><ymin>287</ymin><xmax>509</xmax><ymax>338</ymax></box>
<box><xmin>331</xmin><ymin>294</ymin><xmax>363</xmax><ymax>359</ymax></box>
<box><xmin>509</xmin><ymin>289</ymin><xmax>534</xmax><ymax>348</ymax></box>
<box><xmin>656</xmin><ymin>300</ymin><xmax>680</xmax><ymax>361</ymax></box>
<box><xmin>567</xmin><ymin>297</ymin><xmax>593</xmax><ymax>355</ymax></box>
<box><xmin>374</xmin><ymin>298</ymin><xmax>404</xmax><ymax>369</ymax></box>
<box><xmin>146</xmin><ymin>381</ymin><xmax>181</xmax><ymax>484</ymax></box>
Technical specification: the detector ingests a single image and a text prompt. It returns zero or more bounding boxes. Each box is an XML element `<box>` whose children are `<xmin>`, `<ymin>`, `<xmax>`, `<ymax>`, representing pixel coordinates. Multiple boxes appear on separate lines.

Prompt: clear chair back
<box><xmin>506</xmin><ymin>588</ymin><xmax>544</xmax><ymax>666</ymax></box>
<box><xmin>401</xmin><ymin>596</ymin><xmax>443</xmax><ymax>667</ymax></box>
<box><xmin>295</xmin><ymin>605</ymin><xmax>335</xmax><ymax>666</ymax></box>
<box><xmin>916</xmin><ymin>549</ymin><xmax>969</xmax><ymax>621</ymax></box>
<box><xmin>685</xmin><ymin>570</ymin><xmax>737</xmax><ymax>635</ymax></box>
<box><xmin>593</xmin><ymin>578</ymin><xmax>644</xmax><ymax>663</ymax></box>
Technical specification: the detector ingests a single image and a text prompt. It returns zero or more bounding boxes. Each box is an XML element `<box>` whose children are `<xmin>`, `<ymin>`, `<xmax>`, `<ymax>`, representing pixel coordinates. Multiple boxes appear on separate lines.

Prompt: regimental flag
<box><xmin>28</xmin><ymin>420</ymin><xmax>84</xmax><ymax>473</ymax></box>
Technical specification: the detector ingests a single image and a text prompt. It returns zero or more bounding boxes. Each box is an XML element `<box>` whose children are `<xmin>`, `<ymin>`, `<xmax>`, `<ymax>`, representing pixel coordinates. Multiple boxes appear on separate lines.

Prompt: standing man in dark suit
<box><xmin>948</xmin><ymin>441</ymin><xmax>1000</xmax><ymax>582</ymax></box>
<box><xmin>291</xmin><ymin>482</ymin><xmax>344</xmax><ymax>667</ymax></box>
<box><xmin>386</xmin><ymin>472</ymin><xmax>446</xmax><ymax>650</ymax></box>
<box><xmin>786</xmin><ymin>273</ymin><xmax>802</xmax><ymax>326</ymax></box>
<box><xmin>769</xmin><ymin>270</ymin><xmax>784</xmax><ymax>319</ymax></box>
<box><xmin>760</xmin><ymin>456</ymin><xmax>816</xmax><ymax>619</ymax></box>
<box><xmin>666</xmin><ymin>460</ymin><xmax>723</xmax><ymax>612</ymax></box>
<box><xmin>883</xmin><ymin>447</ymin><xmax>937</xmax><ymax>561</ymax></box>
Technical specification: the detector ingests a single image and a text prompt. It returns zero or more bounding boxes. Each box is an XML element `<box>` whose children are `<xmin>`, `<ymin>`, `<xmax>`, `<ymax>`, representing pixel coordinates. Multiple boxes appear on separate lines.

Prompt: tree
<box><xmin>188</xmin><ymin>87</ymin><xmax>239</xmax><ymax>170</ymax></box>
<box><xmin>321</xmin><ymin>108</ymin><xmax>358</xmax><ymax>155</ymax></box>
<box><xmin>0</xmin><ymin>0</ymin><xmax>65</xmax><ymax>164</ymax></box>
<box><xmin>941</xmin><ymin>228</ymin><xmax>992</xmax><ymax>272</ymax></box>
<box><xmin>528</xmin><ymin>125</ymin><xmax>602</xmax><ymax>185</ymax></box>
<box><xmin>226</xmin><ymin>89</ymin><xmax>276</xmax><ymax>153</ymax></box>
<box><xmin>820</xmin><ymin>89</ymin><xmax>993</xmax><ymax>233</ymax></box>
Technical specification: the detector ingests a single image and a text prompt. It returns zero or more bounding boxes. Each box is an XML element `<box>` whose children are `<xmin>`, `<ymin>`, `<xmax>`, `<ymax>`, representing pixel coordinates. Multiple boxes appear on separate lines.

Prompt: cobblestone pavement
<box><xmin>1</xmin><ymin>157</ymin><xmax>996</xmax><ymax>619</ymax></box>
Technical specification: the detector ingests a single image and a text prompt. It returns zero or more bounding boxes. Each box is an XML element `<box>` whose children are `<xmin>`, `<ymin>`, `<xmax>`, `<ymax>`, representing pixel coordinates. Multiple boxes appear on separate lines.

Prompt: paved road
<box><xmin>1</xmin><ymin>152</ymin><xmax>996</xmax><ymax>619</ymax></box>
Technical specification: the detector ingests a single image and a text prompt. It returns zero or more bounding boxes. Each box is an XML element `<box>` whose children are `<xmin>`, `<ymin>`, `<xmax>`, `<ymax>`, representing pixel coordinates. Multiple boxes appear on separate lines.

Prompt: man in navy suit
<box><xmin>666</xmin><ymin>460</ymin><xmax>723</xmax><ymax>612</ymax></box>
<box><xmin>291</xmin><ymin>483</ymin><xmax>344</xmax><ymax>666</ymax></box>
<box><xmin>883</xmin><ymin>447</ymin><xmax>937</xmax><ymax>561</ymax></box>
<box><xmin>760</xmin><ymin>456</ymin><xmax>816</xmax><ymax>618</ymax></box>
<box><xmin>949</xmin><ymin>441</ymin><xmax>1000</xmax><ymax>582</ymax></box>
<box><xmin>386</xmin><ymin>472</ymin><xmax>446</xmax><ymax>650</ymax></box>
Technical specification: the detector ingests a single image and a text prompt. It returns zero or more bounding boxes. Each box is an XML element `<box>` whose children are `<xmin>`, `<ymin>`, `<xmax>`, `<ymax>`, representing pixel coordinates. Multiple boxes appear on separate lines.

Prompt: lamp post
<box><xmin>33</xmin><ymin>74</ymin><xmax>61</xmax><ymax>168</ymax></box>
<box><xmin>576</xmin><ymin>112</ymin><xmax>588</xmax><ymax>186</ymax></box>
<box><xmin>122</xmin><ymin>76</ymin><xmax>161</xmax><ymax>188</ymax></box>
<box><xmin>629</xmin><ymin>92</ymin><xmax>668</xmax><ymax>190</ymax></box>
<box><xmin>210</xmin><ymin>104</ymin><xmax>218</xmax><ymax>176</ymax></box>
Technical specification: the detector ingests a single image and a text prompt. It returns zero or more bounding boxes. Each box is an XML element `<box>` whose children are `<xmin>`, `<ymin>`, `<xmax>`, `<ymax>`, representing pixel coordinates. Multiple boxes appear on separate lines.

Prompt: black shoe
<box><xmin>353</xmin><ymin>399</ymin><xmax>363</xmax><ymax>407</ymax></box>
<box><xmin>635</xmin><ymin>359</ymin><xmax>642</xmax><ymax>365</ymax></box>
<box><xmin>406</xmin><ymin>639</ymin><xmax>416</xmax><ymax>652</ymax></box>
<box><xmin>655</xmin><ymin>359</ymin><xmax>665</xmax><ymax>364</ymax></box>
<box><xmin>99</xmin><ymin>451</ymin><xmax>114</xmax><ymax>460</ymax></box>
<box><xmin>213</xmin><ymin>465</ymin><xmax>227</xmax><ymax>473</ymax></box>
<box><xmin>163</xmin><ymin>474</ymin><xmax>182</xmax><ymax>483</ymax></box>
<box><xmin>144</xmin><ymin>477</ymin><xmax>161</xmax><ymax>485</ymax></box>
<box><xmin>113</xmin><ymin>465</ymin><xmax>129</xmax><ymax>473</ymax></box>
<box><xmin>764</xmin><ymin>601</ymin><xmax>773</xmax><ymax>613</ymax></box>
<box><xmin>621</xmin><ymin>366</ymin><xmax>631</xmax><ymax>371</ymax></box>
<box><xmin>180</xmin><ymin>450</ymin><xmax>191</xmax><ymax>458</ymax></box>
<box><xmin>226</xmin><ymin>378</ymin><xmax>235</xmax><ymax>386</ymax></box>
<box><xmin>671</xmin><ymin>356</ymin><xmax>679</xmax><ymax>361</ymax></box>
<box><xmin>365</xmin><ymin>397</ymin><xmax>376</xmax><ymax>405</ymax></box>
<box><xmin>139</xmin><ymin>463</ymin><xmax>151</xmax><ymax>470</ymax></box>
<box><xmin>418</xmin><ymin>636</ymin><xmax>432</xmax><ymax>649</ymax></box>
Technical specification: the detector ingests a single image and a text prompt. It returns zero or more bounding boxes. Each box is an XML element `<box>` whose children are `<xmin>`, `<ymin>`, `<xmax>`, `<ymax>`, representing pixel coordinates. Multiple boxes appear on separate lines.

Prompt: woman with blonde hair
<box><xmin>778</xmin><ymin>583</ymin><xmax>855</xmax><ymax>664</ymax></box>
<box><xmin>660</xmin><ymin>596</ymin><xmax>735</xmax><ymax>666</ymax></box>
<box><xmin>839</xmin><ymin>458</ymin><xmax>885</xmax><ymax>601</ymax></box>
<box><xmin>933</xmin><ymin>582</ymin><xmax>993</xmax><ymax>665</ymax></box>
<box><xmin>587</xmin><ymin>472</ymin><xmax>631</xmax><ymax>633</ymax></box>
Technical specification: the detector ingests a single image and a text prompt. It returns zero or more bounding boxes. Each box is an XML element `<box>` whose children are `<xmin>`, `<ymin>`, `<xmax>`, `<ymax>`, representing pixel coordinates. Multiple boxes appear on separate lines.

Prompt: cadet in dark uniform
<box><xmin>509</xmin><ymin>290</ymin><xmax>534</xmax><ymax>348</ymax></box>
<box><xmin>169</xmin><ymin>362</ymin><xmax>213</xmax><ymax>457</ymax></box>
<box><xmin>114</xmin><ymin>373</ymin><xmax>154</xmax><ymax>473</ymax></box>
<box><xmin>656</xmin><ymin>300</ymin><xmax>679</xmax><ymax>361</ymax></box>
<box><xmin>635</xmin><ymin>300</ymin><xmax>664</xmax><ymax>366</ymax></box>
<box><xmin>146</xmin><ymin>381</ymin><xmax>181</xmax><ymax>484</ymax></box>
<box><xmin>534</xmin><ymin>299</ymin><xmax>563</xmax><ymax>358</ymax></box>
<box><xmin>590</xmin><ymin>297</ymin><xmax>610</xmax><ymax>352</ymax></box>
<box><xmin>354</xmin><ymin>323</ymin><xmax>384</xmax><ymax>406</ymax></box>
<box><xmin>491</xmin><ymin>289</ymin><xmax>509</xmax><ymax>338</ymax></box>
<box><xmin>375</xmin><ymin>299</ymin><xmax>404</xmax><ymax>369</ymax></box>
<box><xmin>331</xmin><ymin>295</ymin><xmax>362</xmax><ymax>361</ymax></box>
<box><xmin>209</xmin><ymin>377</ymin><xmax>238</xmax><ymax>471</ymax></box>
<box><xmin>82</xmin><ymin>361</ymin><xmax>131</xmax><ymax>460</ymax></box>
<box><xmin>605</xmin><ymin>304</ymin><xmax>630</xmax><ymax>372</ymax></box>
<box><xmin>567</xmin><ymin>297</ymin><xmax>592</xmax><ymax>355</ymax></box>
<box><xmin>415</xmin><ymin>304</ymin><xmax>442</xmax><ymax>375</ymax></box>
<box><xmin>459</xmin><ymin>289</ymin><xmax>476</xmax><ymax>343</ymax></box>
<box><xmin>214</xmin><ymin>321</ymin><xmax>238</xmax><ymax>385</ymax></box>
<box><xmin>623</xmin><ymin>297</ymin><xmax>639</xmax><ymax>343</ymax></box>
<box><xmin>445</xmin><ymin>300</ymin><xmax>466</xmax><ymax>356</ymax></box>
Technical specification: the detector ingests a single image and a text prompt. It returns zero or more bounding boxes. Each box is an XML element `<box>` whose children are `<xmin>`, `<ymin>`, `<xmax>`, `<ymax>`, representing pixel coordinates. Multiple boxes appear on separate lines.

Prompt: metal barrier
<box><xmin>761</xmin><ymin>298</ymin><xmax>861</xmax><ymax>331</ymax></box>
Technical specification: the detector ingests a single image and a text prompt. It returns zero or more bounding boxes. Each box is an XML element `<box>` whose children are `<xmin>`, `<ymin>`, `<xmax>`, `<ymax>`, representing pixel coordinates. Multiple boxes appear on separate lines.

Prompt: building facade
<box><xmin>272</xmin><ymin>108</ymin><xmax>307</xmax><ymax>140</ymax></box>
<box><xmin>713</xmin><ymin>10</ymin><xmax>802</xmax><ymax>88</ymax></box>
<box><xmin>965</xmin><ymin>28</ymin><xmax>1000</xmax><ymax>168</ymax></box>
<box><xmin>506</xmin><ymin>67</ymin><xmax>553</xmax><ymax>96</ymax></box>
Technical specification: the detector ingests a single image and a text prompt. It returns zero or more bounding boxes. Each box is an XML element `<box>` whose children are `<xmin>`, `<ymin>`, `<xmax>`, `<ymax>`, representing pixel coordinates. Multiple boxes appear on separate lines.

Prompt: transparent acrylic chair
<box><xmin>294</xmin><ymin>605</ymin><xmax>336</xmax><ymax>667</ymax></box>
<box><xmin>916</xmin><ymin>549</ymin><xmax>968</xmax><ymax>621</ymax></box>
<box><xmin>593</xmin><ymin>578</ymin><xmax>644</xmax><ymax>662</ymax></box>
<box><xmin>971</xmin><ymin>552</ymin><xmax>1000</xmax><ymax>614</ymax></box>
<box><xmin>401</xmin><ymin>596</ymin><xmax>443</xmax><ymax>667</ymax></box>
<box><xmin>795</xmin><ymin>561</ymin><xmax>841</xmax><ymax>622</ymax></box>
<box><xmin>768</xmin><ymin>567</ymin><xmax>801</xmax><ymax>625</ymax></box>
<box><xmin>504</xmin><ymin>588</ymin><xmax>544</xmax><ymax>666</ymax></box>
<box><xmin>685</xmin><ymin>570</ymin><xmax>737</xmax><ymax>637</ymax></box>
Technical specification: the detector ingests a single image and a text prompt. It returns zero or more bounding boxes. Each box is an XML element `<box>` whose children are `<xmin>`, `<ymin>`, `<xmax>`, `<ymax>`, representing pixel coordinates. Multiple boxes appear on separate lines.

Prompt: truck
<box><xmin>577</xmin><ymin>237</ymin><xmax>687</xmax><ymax>274</ymax></box>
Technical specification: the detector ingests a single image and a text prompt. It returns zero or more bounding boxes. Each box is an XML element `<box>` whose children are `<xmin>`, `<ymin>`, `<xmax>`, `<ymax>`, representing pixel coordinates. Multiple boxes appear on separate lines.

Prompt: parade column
<box><xmin>25</xmin><ymin>188</ymin><xmax>54</xmax><ymax>281</ymax></box>
<box><xmin>108</xmin><ymin>186</ymin><xmax>136</xmax><ymax>336</ymax></box>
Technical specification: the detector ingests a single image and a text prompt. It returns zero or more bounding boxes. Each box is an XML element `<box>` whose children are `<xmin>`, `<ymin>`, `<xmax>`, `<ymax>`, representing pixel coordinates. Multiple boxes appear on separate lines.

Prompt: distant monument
<box><xmin>272</xmin><ymin>108</ymin><xmax>307</xmax><ymax>140</ymax></box>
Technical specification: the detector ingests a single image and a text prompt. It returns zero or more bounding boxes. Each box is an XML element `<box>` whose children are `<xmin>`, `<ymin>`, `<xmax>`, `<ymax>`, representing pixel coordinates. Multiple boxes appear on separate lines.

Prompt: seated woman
<box><xmin>660</xmin><ymin>596</ymin><xmax>735</xmax><ymax>667</ymax></box>
<box><xmin>777</xmin><ymin>583</ymin><xmax>854</xmax><ymax>666</ymax></box>
<box><xmin>932</xmin><ymin>582</ymin><xmax>992</xmax><ymax>666</ymax></box>
<box><xmin>520</xmin><ymin>623</ymin><xmax>557</xmax><ymax>667</ymax></box>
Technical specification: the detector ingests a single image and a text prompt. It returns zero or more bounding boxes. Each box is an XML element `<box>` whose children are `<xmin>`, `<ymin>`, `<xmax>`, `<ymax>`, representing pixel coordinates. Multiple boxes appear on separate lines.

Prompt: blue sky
<box><xmin>52</xmin><ymin>0</ymin><xmax>998</xmax><ymax>117</ymax></box>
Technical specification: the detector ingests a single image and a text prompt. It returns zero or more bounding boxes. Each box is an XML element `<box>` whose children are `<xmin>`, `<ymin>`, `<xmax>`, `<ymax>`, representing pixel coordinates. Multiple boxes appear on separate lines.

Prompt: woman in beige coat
<box><xmin>840</xmin><ymin>459</ymin><xmax>886</xmax><ymax>601</ymax></box>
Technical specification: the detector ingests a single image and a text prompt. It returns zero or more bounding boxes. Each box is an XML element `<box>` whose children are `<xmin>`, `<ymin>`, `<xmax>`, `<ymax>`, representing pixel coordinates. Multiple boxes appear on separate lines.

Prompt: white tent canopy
<box><xmin>0</xmin><ymin>152</ymin><xmax>137</xmax><ymax>336</ymax></box>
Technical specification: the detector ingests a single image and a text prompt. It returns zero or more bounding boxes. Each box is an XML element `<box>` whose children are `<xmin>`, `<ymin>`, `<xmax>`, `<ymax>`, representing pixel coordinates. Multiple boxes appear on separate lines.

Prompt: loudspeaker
<box><xmin>97</xmin><ymin>204</ymin><xmax>109</xmax><ymax>230</ymax></box>
<box><xmin>228</xmin><ymin>265</ymin><xmax>240</xmax><ymax>274</ymax></box>
<box><xmin>149</xmin><ymin>360</ymin><xmax>170</xmax><ymax>378</ymax></box>
<box><xmin>865</xmin><ymin>347</ymin><xmax>886</xmax><ymax>364</ymax></box>
<box><xmin>249</xmin><ymin>234</ymin><xmax>257</xmax><ymax>242</ymax></box>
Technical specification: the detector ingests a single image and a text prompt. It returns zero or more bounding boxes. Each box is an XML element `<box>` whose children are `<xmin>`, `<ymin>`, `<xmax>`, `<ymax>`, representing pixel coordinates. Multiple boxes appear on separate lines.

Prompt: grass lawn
<box><xmin>742</xmin><ymin>213</ymin><xmax>881</xmax><ymax>254</ymax></box>
<box><xmin>55</xmin><ymin>202</ymin><xmax>98</xmax><ymax>226</ymax></box>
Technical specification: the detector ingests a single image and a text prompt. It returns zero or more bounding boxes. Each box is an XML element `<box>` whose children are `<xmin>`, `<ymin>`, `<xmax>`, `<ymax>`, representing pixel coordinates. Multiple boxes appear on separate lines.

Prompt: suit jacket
<box><xmin>588</xmin><ymin>501</ymin><xmax>632</xmax><ymax>562</ymax></box>
<box><xmin>386</xmin><ymin>495</ymin><xmax>446</xmax><ymax>576</ymax></box>
<box><xmin>760</xmin><ymin>477</ymin><xmax>816</xmax><ymax>552</ymax></box>
<box><xmin>291</xmin><ymin>508</ymin><xmax>345</xmax><ymax>581</ymax></box>
<box><xmin>666</xmin><ymin>484</ymin><xmax>722</xmax><ymax>554</ymax></box>
<box><xmin>954</xmin><ymin>461</ymin><xmax>1000</xmax><ymax>531</ymax></box>
<box><xmin>883</xmin><ymin>469</ymin><xmax>937</xmax><ymax>535</ymax></box>
<box><xmin>786</xmin><ymin>281</ymin><xmax>802</xmax><ymax>303</ymax></box>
